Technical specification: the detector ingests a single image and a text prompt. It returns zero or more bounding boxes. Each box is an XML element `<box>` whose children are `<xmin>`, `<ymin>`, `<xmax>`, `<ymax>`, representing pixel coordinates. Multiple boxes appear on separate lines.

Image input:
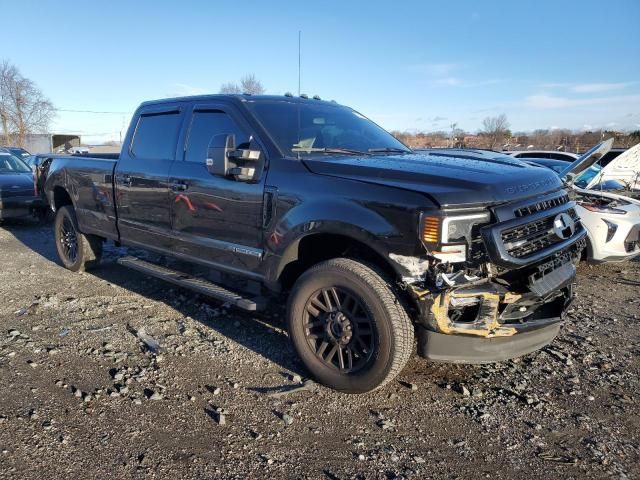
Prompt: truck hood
<box><xmin>585</xmin><ymin>141</ymin><xmax>640</xmax><ymax>190</ymax></box>
<box><xmin>0</xmin><ymin>172</ymin><xmax>34</xmax><ymax>198</ymax></box>
<box><xmin>302</xmin><ymin>149</ymin><xmax>563</xmax><ymax>207</ymax></box>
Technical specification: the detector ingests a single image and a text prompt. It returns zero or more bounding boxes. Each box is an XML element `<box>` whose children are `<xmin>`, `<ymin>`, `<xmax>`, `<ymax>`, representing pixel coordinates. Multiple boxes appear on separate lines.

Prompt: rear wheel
<box><xmin>54</xmin><ymin>205</ymin><xmax>103</xmax><ymax>272</ymax></box>
<box><xmin>287</xmin><ymin>258</ymin><xmax>413</xmax><ymax>393</ymax></box>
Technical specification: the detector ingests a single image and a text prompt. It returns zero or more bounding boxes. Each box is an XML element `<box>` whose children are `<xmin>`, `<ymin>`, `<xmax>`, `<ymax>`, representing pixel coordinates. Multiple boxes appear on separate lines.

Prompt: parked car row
<box><xmin>0</xmin><ymin>148</ymin><xmax>41</xmax><ymax>221</ymax></box>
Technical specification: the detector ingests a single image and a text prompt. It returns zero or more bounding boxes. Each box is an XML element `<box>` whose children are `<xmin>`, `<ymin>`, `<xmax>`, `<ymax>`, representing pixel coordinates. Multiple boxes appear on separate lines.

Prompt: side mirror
<box><xmin>206</xmin><ymin>134</ymin><xmax>235</xmax><ymax>176</ymax></box>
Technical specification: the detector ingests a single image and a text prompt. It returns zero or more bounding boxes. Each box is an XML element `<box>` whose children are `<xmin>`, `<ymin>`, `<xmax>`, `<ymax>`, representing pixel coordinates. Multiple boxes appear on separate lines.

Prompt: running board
<box><xmin>117</xmin><ymin>256</ymin><xmax>259</xmax><ymax>311</ymax></box>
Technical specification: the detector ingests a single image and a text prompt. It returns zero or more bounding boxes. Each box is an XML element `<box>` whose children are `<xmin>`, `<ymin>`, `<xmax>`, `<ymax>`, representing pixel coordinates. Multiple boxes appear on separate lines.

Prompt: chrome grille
<box><xmin>501</xmin><ymin>208</ymin><xmax>579</xmax><ymax>258</ymax></box>
<box><xmin>514</xmin><ymin>194</ymin><xmax>570</xmax><ymax>218</ymax></box>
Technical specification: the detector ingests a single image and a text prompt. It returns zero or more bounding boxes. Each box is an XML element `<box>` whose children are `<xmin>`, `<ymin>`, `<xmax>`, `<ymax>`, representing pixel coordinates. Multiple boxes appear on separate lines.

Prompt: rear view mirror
<box><xmin>206</xmin><ymin>134</ymin><xmax>235</xmax><ymax>176</ymax></box>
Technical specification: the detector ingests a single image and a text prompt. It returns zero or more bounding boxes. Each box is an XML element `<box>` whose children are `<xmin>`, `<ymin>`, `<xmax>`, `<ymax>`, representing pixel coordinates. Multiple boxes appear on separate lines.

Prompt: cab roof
<box><xmin>139</xmin><ymin>94</ymin><xmax>342</xmax><ymax>108</ymax></box>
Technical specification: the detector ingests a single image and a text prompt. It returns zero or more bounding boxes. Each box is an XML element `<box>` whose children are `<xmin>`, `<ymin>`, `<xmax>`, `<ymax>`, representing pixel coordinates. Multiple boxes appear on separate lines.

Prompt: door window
<box><xmin>131</xmin><ymin>112</ymin><xmax>181</xmax><ymax>160</ymax></box>
<box><xmin>185</xmin><ymin>111</ymin><xmax>250</xmax><ymax>163</ymax></box>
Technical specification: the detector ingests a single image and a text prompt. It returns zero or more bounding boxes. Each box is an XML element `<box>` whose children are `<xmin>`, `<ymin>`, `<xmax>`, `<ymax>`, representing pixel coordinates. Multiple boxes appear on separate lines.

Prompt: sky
<box><xmin>4</xmin><ymin>0</ymin><xmax>640</xmax><ymax>143</ymax></box>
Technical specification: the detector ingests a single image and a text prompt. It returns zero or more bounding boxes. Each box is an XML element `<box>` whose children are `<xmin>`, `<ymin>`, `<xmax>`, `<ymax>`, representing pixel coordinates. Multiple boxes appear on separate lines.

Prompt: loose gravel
<box><xmin>0</xmin><ymin>220</ymin><xmax>638</xmax><ymax>479</ymax></box>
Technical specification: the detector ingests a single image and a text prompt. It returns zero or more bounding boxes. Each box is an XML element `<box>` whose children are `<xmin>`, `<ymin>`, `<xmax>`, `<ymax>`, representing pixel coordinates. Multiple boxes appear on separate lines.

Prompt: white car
<box><xmin>574</xmin><ymin>187</ymin><xmax>640</xmax><ymax>262</ymax></box>
<box><xmin>525</xmin><ymin>140</ymin><xmax>640</xmax><ymax>263</ymax></box>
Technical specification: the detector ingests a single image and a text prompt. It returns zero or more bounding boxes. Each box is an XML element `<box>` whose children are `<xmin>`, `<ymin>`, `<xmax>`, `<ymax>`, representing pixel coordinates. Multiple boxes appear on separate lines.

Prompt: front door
<box><xmin>115</xmin><ymin>105</ymin><xmax>184</xmax><ymax>251</ymax></box>
<box><xmin>168</xmin><ymin>103</ymin><xmax>266</xmax><ymax>275</ymax></box>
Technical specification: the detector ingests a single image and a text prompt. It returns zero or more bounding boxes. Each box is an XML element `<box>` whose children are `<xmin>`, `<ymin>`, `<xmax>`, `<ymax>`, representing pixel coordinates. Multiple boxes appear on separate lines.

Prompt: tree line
<box><xmin>392</xmin><ymin>114</ymin><xmax>640</xmax><ymax>153</ymax></box>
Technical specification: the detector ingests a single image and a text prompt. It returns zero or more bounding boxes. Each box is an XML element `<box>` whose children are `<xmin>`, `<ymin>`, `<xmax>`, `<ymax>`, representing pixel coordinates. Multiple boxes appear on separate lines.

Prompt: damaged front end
<box><xmin>392</xmin><ymin>191</ymin><xmax>588</xmax><ymax>363</ymax></box>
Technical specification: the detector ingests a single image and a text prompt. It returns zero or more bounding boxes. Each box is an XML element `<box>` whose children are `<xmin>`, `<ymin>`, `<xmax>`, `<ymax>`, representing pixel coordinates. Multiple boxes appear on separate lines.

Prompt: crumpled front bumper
<box><xmin>407</xmin><ymin>257</ymin><xmax>579</xmax><ymax>364</ymax></box>
<box><xmin>416</xmin><ymin>322</ymin><xmax>562</xmax><ymax>364</ymax></box>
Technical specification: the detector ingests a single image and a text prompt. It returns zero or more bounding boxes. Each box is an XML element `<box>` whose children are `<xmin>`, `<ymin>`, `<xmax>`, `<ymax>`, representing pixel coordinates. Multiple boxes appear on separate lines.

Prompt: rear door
<box><xmin>168</xmin><ymin>102</ymin><xmax>266</xmax><ymax>275</ymax></box>
<box><xmin>115</xmin><ymin>104</ymin><xmax>184</xmax><ymax>250</ymax></box>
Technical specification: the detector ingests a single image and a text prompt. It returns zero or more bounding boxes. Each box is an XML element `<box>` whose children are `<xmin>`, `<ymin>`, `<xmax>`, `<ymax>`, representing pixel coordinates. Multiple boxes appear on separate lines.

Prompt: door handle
<box><xmin>171</xmin><ymin>182</ymin><xmax>188</xmax><ymax>192</ymax></box>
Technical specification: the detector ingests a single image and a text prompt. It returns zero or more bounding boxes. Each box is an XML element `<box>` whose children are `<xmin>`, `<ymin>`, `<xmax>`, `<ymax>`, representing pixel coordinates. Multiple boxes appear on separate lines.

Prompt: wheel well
<box><xmin>53</xmin><ymin>187</ymin><xmax>73</xmax><ymax>211</ymax></box>
<box><xmin>278</xmin><ymin>234</ymin><xmax>398</xmax><ymax>291</ymax></box>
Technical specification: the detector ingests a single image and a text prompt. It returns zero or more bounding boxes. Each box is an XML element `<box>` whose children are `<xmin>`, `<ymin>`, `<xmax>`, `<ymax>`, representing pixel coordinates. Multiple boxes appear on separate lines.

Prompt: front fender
<box><xmin>263</xmin><ymin>197</ymin><xmax>421</xmax><ymax>285</ymax></box>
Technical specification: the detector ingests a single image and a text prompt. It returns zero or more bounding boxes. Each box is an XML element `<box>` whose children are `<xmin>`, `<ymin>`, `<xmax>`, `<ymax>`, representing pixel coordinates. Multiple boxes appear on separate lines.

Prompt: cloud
<box><xmin>432</xmin><ymin>116</ymin><xmax>448</xmax><ymax>122</ymax></box>
<box><xmin>419</xmin><ymin>63</ymin><xmax>459</xmax><ymax>76</ymax></box>
<box><xmin>539</xmin><ymin>82</ymin><xmax>572</xmax><ymax>89</ymax></box>
<box><xmin>539</xmin><ymin>82</ymin><xmax>636</xmax><ymax>93</ymax></box>
<box><xmin>409</xmin><ymin>62</ymin><xmax>504</xmax><ymax>88</ymax></box>
<box><xmin>572</xmin><ymin>82</ymin><xmax>636</xmax><ymax>93</ymax></box>
<box><xmin>524</xmin><ymin>94</ymin><xmax>640</xmax><ymax>109</ymax></box>
<box><xmin>170</xmin><ymin>83</ymin><xmax>209</xmax><ymax>97</ymax></box>
<box><xmin>436</xmin><ymin>77</ymin><xmax>463</xmax><ymax>86</ymax></box>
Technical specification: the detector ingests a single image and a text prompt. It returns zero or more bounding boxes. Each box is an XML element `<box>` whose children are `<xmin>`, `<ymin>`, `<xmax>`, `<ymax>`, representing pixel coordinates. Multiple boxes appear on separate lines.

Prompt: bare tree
<box><xmin>0</xmin><ymin>61</ymin><xmax>19</xmax><ymax>145</ymax></box>
<box><xmin>240</xmin><ymin>74</ymin><xmax>265</xmax><ymax>95</ymax></box>
<box><xmin>480</xmin><ymin>114</ymin><xmax>510</xmax><ymax>150</ymax></box>
<box><xmin>0</xmin><ymin>60</ymin><xmax>55</xmax><ymax>147</ymax></box>
<box><xmin>219</xmin><ymin>74</ymin><xmax>265</xmax><ymax>95</ymax></box>
<box><xmin>448</xmin><ymin>122</ymin><xmax>466</xmax><ymax>148</ymax></box>
<box><xmin>219</xmin><ymin>82</ymin><xmax>241</xmax><ymax>94</ymax></box>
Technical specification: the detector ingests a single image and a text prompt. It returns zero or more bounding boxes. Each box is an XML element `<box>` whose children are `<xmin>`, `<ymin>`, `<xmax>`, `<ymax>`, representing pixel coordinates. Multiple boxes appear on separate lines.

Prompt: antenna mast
<box><xmin>298</xmin><ymin>30</ymin><xmax>301</xmax><ymax>96</ymax></box>
<box><xmin>295</xmin><ymin>30</ymin><xmax>302</xmax><ymax>158</ymax></box>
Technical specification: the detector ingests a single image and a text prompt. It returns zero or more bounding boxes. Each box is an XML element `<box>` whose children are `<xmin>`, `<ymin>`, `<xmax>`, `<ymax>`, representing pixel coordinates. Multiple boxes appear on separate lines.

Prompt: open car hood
<box><xmin>559</xmin><ymin>139</ymin><xmax>613</xmax><ymax>182</ymax></box>
<box><xmin>585</xmin><ymin>142</ymin><xmax>640</xmax><ymax>190</ymax></box>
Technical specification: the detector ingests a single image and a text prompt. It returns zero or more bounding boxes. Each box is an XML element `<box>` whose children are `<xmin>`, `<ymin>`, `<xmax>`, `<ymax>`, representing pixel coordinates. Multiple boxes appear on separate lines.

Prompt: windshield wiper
<box><xmin>292</xmin><ymin>147</ymin><xmax>370</xmax><ymax>156</ymax></box>
<box><xmin>367</xmin><ymin>147</ymin><xmax>410</xmax><ymax>154</ymax></box>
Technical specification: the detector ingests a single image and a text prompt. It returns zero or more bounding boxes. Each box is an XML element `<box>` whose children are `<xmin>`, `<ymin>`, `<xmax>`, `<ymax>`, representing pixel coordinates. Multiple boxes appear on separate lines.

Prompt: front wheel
<box><xmin>287</xmin><ymin>258</ymin><xmax>414</xmax><ymax>393</ymax></box>
<box><xmin>54</xmin><ymin>205</ymin><xmax>103</xmax><ymax>272</ymax></box>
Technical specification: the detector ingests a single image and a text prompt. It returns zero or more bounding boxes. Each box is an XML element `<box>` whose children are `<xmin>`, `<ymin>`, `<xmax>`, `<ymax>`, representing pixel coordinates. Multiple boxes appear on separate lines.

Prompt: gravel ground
<box><xmin>0</xmin><ymin>219</ymin><xmax>639</xmax><ymax>480</ymax></box>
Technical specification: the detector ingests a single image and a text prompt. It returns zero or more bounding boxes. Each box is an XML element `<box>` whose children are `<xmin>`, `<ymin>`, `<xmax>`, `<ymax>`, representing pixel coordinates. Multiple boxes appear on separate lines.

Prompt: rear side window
<box><xmin>131</xmin><ymin>112</ymin><xmax>181</xmax><ymax>160</ymax></box>
<box><xmin>519</xmin><ymin>152</ymin><xmax>550</xmax><ymax>159</ymax></box>
<box><xmin>550</xmin><ymin>153</ymin><xmax>572</xmax><ymax>161</ymax></box>
<box><xmin>185</xmin><ymin>110</ymin><xmax>250</xmax><ymax>163</ymax></box>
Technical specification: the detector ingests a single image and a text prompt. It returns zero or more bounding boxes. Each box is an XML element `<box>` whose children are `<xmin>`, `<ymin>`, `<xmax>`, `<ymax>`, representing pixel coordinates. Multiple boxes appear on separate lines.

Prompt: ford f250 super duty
<box><xmin>43</xmin><ymin>94</ymin><xmax>588</xmax><ymax>393</ymax></box>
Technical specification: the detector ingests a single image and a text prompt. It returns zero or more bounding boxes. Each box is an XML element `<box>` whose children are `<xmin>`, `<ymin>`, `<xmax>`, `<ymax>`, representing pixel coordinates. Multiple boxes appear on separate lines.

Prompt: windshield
<box><xmin>246</xmin><ymin>101</ymin><xmax>410</xmax><ymax>157</ymax></box>
<box><xmin>0</xmin><ymin>153</ymin><xmax>32</xmax><ymax>173</ymax></box>
<box><xmin>10</xmin><ymin>148</ymin><xmax>29</xmax><ymax>157</ymax></box>
<box><xmin>575</xmin><ymin>164</ymin><xmax>601</xmax><ymax>188</ymax></box>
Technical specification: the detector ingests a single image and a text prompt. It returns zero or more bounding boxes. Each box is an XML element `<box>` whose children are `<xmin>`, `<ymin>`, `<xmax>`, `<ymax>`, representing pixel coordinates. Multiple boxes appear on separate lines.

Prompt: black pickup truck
<box><xmin>44</xmin><ymin>94</ymin><xmax>588</xmax><ymax>393</ymax></box>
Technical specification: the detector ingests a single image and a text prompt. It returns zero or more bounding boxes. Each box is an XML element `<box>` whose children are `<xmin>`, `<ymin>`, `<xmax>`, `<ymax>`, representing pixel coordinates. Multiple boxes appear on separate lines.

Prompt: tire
<box><xmin>54</xmin><ymin>205</ymin><xmax>103</xmax><ymax>272</ymax></box>
<box><xmin>287</xmin><ymin>258</ymin><xmax>413</xmax><ymax>393</ymax></box>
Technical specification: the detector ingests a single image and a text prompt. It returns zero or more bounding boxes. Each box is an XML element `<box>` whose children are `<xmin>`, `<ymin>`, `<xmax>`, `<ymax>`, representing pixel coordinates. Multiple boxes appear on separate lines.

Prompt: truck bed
<box><xmin>43</xmin><ymin>155</ymin><xmax>119</xmax><ymax>240</ymax></box>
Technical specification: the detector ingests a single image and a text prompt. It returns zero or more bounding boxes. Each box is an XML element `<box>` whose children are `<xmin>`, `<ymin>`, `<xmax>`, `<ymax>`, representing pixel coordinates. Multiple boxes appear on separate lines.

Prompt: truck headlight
<box><xmin>419</xmin><ymin>212</ymin><xmax>490</xmax><ymax>263</ymax></box>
